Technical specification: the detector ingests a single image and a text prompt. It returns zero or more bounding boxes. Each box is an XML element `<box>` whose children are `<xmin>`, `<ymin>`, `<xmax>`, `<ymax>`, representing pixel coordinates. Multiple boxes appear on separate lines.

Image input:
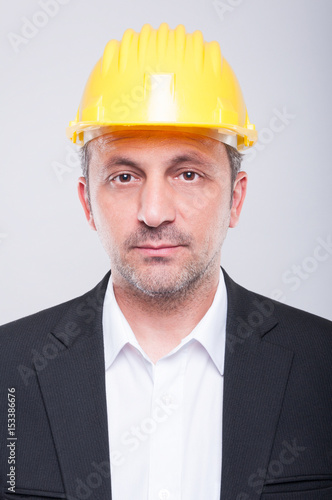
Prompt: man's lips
<box><xmin>133</xmin><ymin>244</ymin><xmax>185</xmax><ymax>256</ymax></box>
<box><xmin>136</xmin><ymin>244</ymin><xmax>181</xmax><ymax>249</ymax></box>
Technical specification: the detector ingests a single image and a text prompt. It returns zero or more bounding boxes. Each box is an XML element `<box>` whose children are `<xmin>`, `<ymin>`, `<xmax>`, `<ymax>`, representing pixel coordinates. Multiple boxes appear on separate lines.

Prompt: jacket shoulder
<box><xmin>0</xmin><ymin>271</ymin><xmax>111</xmax><ymax>351</ymax></box>
<box><xmin>1</xmin><ymin>297</ymin><xmax>77</xmax><ymax>333</ymax></box>
<box><xmin>223</xmin><ymin>268</ymin><xmax>332</xmax><ymax>351</ymax></box>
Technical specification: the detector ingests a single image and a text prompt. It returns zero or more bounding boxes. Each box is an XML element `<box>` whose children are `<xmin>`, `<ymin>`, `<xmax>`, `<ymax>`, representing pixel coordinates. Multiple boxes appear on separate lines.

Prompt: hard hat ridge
<box><xmin>67</xmin><ymin>23</ymin><xmax>257</xmax><ymax>150</ymax></box>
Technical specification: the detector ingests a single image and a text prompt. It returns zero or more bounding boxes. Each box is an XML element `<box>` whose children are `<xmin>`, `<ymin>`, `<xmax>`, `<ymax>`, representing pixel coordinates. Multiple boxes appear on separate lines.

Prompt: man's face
<box><xmin>78</xmin><ymin>130</ymin><xmax>247</xmax><ymax>298</ymax></box>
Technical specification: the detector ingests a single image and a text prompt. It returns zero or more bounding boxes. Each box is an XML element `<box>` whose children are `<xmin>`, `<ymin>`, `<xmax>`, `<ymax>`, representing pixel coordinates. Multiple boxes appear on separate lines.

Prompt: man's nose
<box><xmin>137</xmin><ymin>177</ymin><xmax>176</xmax><ymax>227</ymax></box>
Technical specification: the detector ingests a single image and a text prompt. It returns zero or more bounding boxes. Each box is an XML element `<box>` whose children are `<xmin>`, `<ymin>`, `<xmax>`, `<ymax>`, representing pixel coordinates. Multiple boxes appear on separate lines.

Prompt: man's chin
<box><xmin>117</xmin><ymin>263</ymin><xmax>207</xmax><ymax>299</ymax></box>
<box><xmin>125</xmin><ymin>275</ymin><xmax>188</xmax><ymax>297</ymax></box>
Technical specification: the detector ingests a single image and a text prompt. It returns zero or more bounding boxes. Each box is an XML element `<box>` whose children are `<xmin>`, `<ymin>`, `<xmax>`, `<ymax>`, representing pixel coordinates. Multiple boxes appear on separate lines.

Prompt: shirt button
<box><xmin>158</xmin><ymin>489</ymin><xmax>170</xmax><ymax>500</ymax></box>
<box><xmin>162</xmin><ymin>393</ymin><xmax>173</xmax><ymax>406</ymax></box>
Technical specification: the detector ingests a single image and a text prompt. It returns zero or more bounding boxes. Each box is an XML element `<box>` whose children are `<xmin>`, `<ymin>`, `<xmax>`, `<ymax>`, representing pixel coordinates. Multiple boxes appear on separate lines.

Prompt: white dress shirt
<box><xmin>102</xmin><ymin>270</ymin><xmax>227</xmax><ymax>500</ymax></box>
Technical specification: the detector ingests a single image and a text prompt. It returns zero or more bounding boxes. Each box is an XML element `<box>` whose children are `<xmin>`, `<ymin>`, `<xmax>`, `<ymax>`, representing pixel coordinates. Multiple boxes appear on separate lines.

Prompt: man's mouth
<box><xmin>133</xmin><ymin>244</ymin><xmax>185</xmax><ymax>257</ymax></box>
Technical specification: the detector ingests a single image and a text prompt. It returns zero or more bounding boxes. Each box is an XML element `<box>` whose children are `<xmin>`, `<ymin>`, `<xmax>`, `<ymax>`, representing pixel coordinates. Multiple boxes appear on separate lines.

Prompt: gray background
<box><xmin>1</xmin><ymin>0</ymin><xmax>331</xmax><ymax>324</ymax></box>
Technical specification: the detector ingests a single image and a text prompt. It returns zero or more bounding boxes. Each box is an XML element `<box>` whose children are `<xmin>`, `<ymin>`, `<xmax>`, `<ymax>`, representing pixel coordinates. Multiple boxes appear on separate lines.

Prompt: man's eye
<box><xmin>112</xmin><ymin>174</ymin><xmax>134</xmax><ymax>183</ymax></box>
<box><xmin>180</xmin><ymin>171</ymin><xmax>199</xmax><ymax>181</ymax></box>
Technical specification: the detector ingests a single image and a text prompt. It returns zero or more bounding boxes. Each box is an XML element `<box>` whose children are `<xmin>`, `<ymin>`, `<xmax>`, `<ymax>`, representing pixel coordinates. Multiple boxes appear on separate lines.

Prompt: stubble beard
<box><xmin>102</xmin><ymin>226</ymin><xmax>225</xmax><ymax>313</ymax></box>
<box><xmin>108</xmin><ymin>227</ymin><xmax>223</xmax><ymax>312</ymax></box>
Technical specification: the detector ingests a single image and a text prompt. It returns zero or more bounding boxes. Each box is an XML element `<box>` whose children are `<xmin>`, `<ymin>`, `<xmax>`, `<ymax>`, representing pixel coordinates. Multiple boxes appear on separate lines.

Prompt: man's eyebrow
<box><xmin>100</xmin><ymin>152</ymin><xmax>214</xmax><ymax>172</ymax></box>
<box><xmin>168</xmin><ymin>152</ymin><xmax>219</xmax><ymax>174</ymax></box>
<box><xmin>168</xmin><ymin>153</ymin><xmax>210</xmax><ymax>167</ymax></box>
<box><xmin>100</xmin><ymin>156</ymin><xmax>139</xmax><ymax>172</ymax></box>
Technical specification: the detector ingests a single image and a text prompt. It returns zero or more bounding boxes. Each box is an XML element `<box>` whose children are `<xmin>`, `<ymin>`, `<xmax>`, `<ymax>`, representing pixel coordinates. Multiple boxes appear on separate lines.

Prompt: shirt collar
<box><xmin>183</xmin><ymin>269</ymin><xmax>227</xmax><ymax>375</ymax></box>
<box><xmin>102</xmin><ymin>269</ymin><xmax>227</xmax><ymax>376</ymax></box>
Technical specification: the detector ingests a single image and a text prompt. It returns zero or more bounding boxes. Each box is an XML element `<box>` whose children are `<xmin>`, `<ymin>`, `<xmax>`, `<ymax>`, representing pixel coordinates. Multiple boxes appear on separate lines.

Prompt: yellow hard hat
<box><xmin>66</xmin><ymin>23</ymin><xmax>257</xmax><ymax>150</ymax></box>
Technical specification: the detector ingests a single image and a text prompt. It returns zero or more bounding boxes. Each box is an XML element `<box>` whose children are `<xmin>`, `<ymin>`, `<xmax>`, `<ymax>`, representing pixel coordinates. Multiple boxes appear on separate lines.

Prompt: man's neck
<box><xmin>112</xmin><ymin>269</ymin><xmax>220</xmax><ymax>364</ymax></box>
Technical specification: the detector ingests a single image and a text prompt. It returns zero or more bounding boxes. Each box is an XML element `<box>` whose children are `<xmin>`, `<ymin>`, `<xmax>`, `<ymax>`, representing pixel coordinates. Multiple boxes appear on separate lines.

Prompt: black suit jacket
<box><xmin>0</xmin><ymin>269</ymin><xmax>331</xmax><ymax>500</ymax></box>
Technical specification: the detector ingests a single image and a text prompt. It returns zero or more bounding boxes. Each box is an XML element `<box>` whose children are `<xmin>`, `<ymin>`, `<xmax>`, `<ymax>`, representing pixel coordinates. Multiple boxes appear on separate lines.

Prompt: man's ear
<box><xmin>229</xmin><ymin>171</ymin><xmax>247</xmax><ymax>228</ymax></box>
<box><xmin>77</xmin><ymin>177</ymin><xmax>97</xmax><ymax>231</ymax></box>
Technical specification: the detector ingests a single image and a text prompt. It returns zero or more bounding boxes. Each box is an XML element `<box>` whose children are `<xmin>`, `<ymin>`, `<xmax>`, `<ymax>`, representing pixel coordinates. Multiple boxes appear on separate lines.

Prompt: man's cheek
<box><xmin>179</xmin><ymin>185</ymin><xmax>221</xmax><ymax>218</ymax></box>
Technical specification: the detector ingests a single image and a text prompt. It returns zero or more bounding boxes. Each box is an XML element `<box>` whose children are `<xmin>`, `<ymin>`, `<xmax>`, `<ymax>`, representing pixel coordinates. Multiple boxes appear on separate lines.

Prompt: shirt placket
<box><xmin>148</xmin><ymin>346</ymin><xmax>188</xmax><ymax>500</ymax></box>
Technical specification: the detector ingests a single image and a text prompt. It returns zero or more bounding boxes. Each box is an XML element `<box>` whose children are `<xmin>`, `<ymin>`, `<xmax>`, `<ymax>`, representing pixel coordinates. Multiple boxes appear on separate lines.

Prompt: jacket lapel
<box><xmin>35</xmin><ymin>271</ymin><xmax>112</xmax><ymax>500</ymax></box>
<box><xmin>221</xmin><ymin>270</ymin><xmax>294</xmax><ymax>500</ymax></box>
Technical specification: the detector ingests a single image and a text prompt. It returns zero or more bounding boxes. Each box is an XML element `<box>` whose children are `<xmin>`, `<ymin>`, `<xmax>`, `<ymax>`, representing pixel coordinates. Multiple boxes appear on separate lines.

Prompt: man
<box><xmin>0</xmin><ymin>23</ymin><xmax>331</xmax><ymax>500</ymax></box>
